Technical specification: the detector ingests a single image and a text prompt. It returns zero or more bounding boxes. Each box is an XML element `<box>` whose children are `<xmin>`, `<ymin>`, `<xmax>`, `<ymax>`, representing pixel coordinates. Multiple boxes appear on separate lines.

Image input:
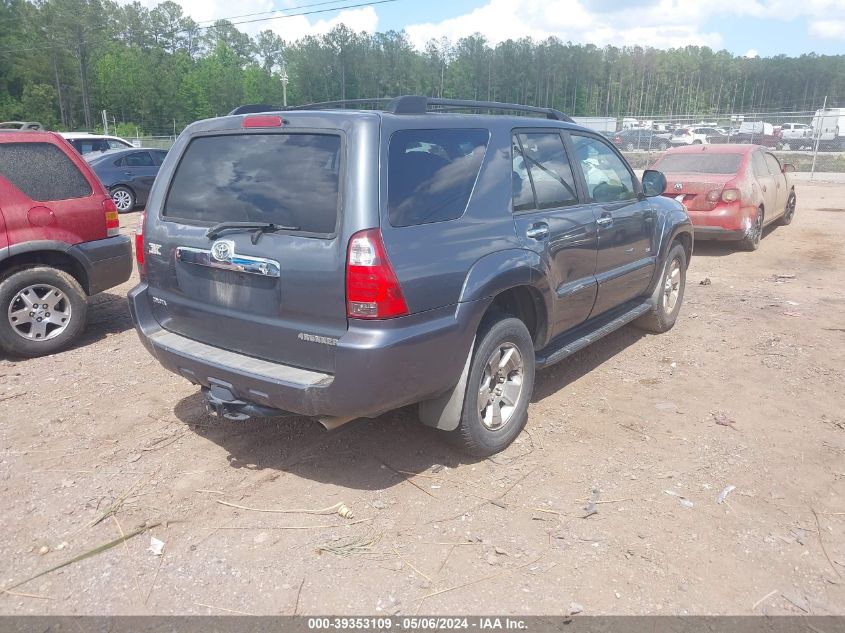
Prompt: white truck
<box><xmin>811</xmin><ymin>108</ymin><xmax>845</xmax><ymax>151</ymax></box>
<box><xmin>780</xmin><ymin>122</ymin><xmax>814</xmax><ymax>150</ymax></box>
<box><xmin>571</xmin><ymin>116</ymin><xmax>617</xmax><ymax>134</ymax></box>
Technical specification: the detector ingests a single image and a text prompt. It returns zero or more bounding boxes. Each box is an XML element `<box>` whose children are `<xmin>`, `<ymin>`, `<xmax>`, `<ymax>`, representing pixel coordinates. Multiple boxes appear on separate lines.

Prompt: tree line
<box><xmin>1</xmin><ymin>0</ymin><xmax>844</xmax><ymax>135</ymax></box>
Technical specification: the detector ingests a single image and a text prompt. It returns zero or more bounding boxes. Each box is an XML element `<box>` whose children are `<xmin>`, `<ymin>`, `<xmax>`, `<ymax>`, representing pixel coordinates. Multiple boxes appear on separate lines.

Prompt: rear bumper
<box><xmin>687</xmin><ymin>203</ymin><xmax>753</xmax><ymax>241</ymax></box>
<box><xmin>68</xmin><ymin>235</ymin><xmax>133</xmax><ymax>295</ymax></box>
<box><xmin>128</xmin><ymin>282</ymin><xmax>482</xmax><ymax>419</ymax></box>
<box><xmin>692</xmin><ymin>226</ymin><xmax>747</xmax><ymax>241</ymax></box>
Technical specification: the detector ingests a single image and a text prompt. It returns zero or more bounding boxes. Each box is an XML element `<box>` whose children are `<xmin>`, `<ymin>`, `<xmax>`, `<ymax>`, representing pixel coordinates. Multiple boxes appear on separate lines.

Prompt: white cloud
<box><xmin>267</xmin><ymin>6</ymin><xmax>379</xmax><ymax>41</ymax></box>
<box><xmin>809</xmin><ymin>19</ymin><xmax>845</xmax><ymax>39</ymax></box>
<box><xmin>745</xmin><ymin>48</ymin><xmax>759</xmax><ymax>57</ymax></box>
<box><xmin>404</xmin><ymin>0</ymin><xmax>727</xmax><ymax>50</ymax></box>
<box><xmin>405</xmin><ymin>0</ymin><xmax>845</xmax><ymax>50</ymax></box>
<box><xmin>118</xmin><ymin>0</ymin><xmax>378</xmax><ymax>39</ymax></box>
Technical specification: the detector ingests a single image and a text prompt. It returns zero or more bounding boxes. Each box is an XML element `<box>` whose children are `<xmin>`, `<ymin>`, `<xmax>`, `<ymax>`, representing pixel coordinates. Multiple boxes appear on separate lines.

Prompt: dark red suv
<box><xmin>0</xmin><ymin>131</ymin><xmax>132</xmax><ymax>357</ymax></box>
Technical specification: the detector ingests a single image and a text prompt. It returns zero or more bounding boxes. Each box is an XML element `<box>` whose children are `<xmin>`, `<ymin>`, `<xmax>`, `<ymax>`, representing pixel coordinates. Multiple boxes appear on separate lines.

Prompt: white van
<box><xmin>811</xmin><ymin>108</ymin><xmax>845</xmax><ymax>150</ymax></box>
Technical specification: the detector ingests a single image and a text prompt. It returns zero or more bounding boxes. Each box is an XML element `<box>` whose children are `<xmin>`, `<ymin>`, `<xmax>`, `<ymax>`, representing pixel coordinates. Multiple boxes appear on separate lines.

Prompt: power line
<box><xmin>0</xmin><ymin>0</ymin><xmax>403</xmax><ymax>55</ymax></box>
<box><xmin>194</xmin><ymin>0</ymin><xmax>366</xmax><ymax>26</ymax></box>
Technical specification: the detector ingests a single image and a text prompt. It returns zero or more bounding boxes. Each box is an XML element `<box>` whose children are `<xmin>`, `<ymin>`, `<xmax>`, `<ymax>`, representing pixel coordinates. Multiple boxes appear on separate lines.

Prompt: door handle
<box><xmin>124</xmin><ymin>171</ymin><xmax>133</xmax><ymax>176</ymax></box>
<box><xmin>525</xmin><ymin>223</ymin><xmax>549</xmax><ymax>240</ymax></box>
<box><xmin>762</xmin><ymin>185</ymin><xmax>767</xmax><ymax>192</ymax></box>
<box><xmin>596</xmin><ymin>215</ymin><xmax>613</xmax><ymax>228</ymax></box>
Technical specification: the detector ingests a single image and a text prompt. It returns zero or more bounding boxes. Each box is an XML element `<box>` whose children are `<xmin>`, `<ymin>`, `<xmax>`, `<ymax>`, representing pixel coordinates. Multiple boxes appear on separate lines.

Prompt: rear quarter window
<box><xmin>388</xmin><ymin>129</ymin><xmax>489</xmax><ymax>227</ymax></box>
<box><xmin>0</xmin><ymin>142</ymin><xmax>92</xmax><ymax>201</ymax></box>
<box><xmin>163</xmin><ymin>133</ymin><xmax>342</xmax><ymax>235</ymax></box>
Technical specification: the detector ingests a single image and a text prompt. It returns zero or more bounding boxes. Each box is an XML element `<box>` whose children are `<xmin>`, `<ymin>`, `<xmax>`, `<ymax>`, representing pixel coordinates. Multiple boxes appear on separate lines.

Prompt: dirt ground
<box><xmin>1</xmin><ymin>182</ymin><xmax>843</xmax><ymax>617</ymax></box>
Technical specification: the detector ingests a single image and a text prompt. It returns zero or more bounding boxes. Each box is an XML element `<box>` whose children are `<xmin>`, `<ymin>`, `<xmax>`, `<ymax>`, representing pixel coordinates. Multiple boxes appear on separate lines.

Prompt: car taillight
<box><xmin>135</xmin><ymin>211</ymin><xmax>146</xmax><ymax>273</ymax></box>
<box><xmin>104</xmin><ymin>198</ymin><xmax>119</xmax><ymax>237</ymax></box>
<box><xmin>721</xmin><ymin>188</ymin><xmax>740</xmax><ymax>202</ymax></box>
<box><xmin>346</xmin><ymin>228</ymin><xmax>408</xmax><ymax>319</ymax></box>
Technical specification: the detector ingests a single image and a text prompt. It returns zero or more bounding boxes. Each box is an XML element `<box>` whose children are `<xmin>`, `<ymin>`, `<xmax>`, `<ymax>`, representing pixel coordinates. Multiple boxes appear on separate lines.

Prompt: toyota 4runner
<box><xmin>129</xmin><ymin>96</ymin><xmax>692</xmax><ymax>456</ymax></box>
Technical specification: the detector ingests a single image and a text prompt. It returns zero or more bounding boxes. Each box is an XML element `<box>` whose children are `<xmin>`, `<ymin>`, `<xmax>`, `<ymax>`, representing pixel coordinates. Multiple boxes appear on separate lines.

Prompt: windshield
<box><xmin>656</xmin><ymin>153</ymin><xmax>743</xmax><ymax>174</ymax></box>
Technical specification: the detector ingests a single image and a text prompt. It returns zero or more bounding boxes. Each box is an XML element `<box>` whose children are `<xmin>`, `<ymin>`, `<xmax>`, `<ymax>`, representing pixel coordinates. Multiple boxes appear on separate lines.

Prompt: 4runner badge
<box><xmin>674</xmin><ymin>183</ymin><xmax>683</xmax><ymax>191</ymax></box>
<box><xmin>211</xmin><ymin>240</ymin><xmax>235</xmax><ymax>262</ymax></box>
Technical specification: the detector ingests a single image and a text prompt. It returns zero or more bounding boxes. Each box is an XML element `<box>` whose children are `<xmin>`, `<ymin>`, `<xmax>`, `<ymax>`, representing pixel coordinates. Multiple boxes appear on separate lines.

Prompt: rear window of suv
<box><xmin>164</xmin><ymin>133</ymin><xmax>341</xmax><ymax>235</ymax></box>
<box><xmin>0</xmin><ymin>142</ymin><xmax>92</xmax><ymax>201</ymax></box>
<box><xmin>388</xmin><ymin>129</ymin><xmax>489</xmax><ymax>227</ymax></box>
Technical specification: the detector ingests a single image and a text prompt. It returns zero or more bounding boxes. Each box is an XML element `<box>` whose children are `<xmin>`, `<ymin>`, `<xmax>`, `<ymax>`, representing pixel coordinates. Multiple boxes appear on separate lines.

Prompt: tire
<box><xmin>111</xmin><ymin>186</ymin><xmax>135</xmax><ymax>213</ymax></box>
<box><xmin>739</xmin><ymin>207</ymin><xmax>764</xmax><ymax>251</ymax></box>
<box><xmin>781</xmin><ymin>142</ymin><xmax>791</xmax><ymax>151</ymax></box>
<box><xmin>779</xmin><ymin>191</ymin><xmax>796</xmax><ymax>226</ymax></box>
<box><xmin>0</xmin><ymin>266</ymin><xmax>88</xmax><ymax>358</ymax></box>
<box><xmin>634</xmin><ymin>242</ymin><xmax>687</xmax><ymax>334</ymax></box>
<box><xmin>451</xmin><ymin>314</ymin><xmax>535</xmax><ymax>457</ymax></box>
<box><xmin>626</xmin><ymin>142</ymin><xmax>635</xmax><ymax>152</ymax></box>
<box><xmin>659</xmin><ymin>142</ymin><xmax>669</xmax><ymax>151</ymax></box>
<box><xmin>693</xmin><ymin>140</ymin><xmax>703</xmax><ymax>145</ymax></box>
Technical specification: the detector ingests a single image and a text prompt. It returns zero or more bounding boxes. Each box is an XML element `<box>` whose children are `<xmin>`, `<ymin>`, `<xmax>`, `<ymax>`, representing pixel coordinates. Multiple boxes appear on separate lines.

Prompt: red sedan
<box><xmin>650</xmin><ymin>144</ymin><xmax>797</xmax><ymax>251</ymax></box>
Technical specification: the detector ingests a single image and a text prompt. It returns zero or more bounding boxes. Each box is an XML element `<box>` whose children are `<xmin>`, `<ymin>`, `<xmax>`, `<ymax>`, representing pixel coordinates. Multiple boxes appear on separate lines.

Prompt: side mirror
<box><xmin>782</xmin><ymin>163</ymin><xmax>796</xmax><ymax>173</ymax></box>
<box><xmin>641</xmin><ymin>169</ymin><xmax>667</xmax><ymax>197</ymax></box>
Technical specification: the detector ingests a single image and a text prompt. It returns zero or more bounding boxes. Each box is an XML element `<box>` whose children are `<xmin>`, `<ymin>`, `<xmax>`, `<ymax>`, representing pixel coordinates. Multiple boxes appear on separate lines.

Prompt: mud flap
<box><xmin>418</xmin><ymin>338</ymin><xmax>474</xmax><ymax>431</ymax></box>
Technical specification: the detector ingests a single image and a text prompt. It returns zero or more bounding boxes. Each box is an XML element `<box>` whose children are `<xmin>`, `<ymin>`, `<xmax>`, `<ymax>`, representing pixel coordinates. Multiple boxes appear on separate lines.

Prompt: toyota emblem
<box><xmin>674</xmin><ymin>183</ymin><xmax>683</xmax><ymax>191</ymax></box>
<box><xmin>211</xmin><ymin>240</ymin><xmax>234</xmax><ymax>262</ymax></box>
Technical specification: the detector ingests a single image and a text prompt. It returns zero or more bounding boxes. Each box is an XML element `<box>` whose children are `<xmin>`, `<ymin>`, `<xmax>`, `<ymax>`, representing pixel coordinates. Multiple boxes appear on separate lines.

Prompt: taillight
<box><xmin>103</xmin><ymin>198</ymin><xmax>119</xmax><ymax>237</ymax></box>
<box><xmin>721</xmin><ymin>188</ymin><xmax>740</xmax><ymax>202</ymax></box>
<box><xmin>135</xmin><ymin>211</ymin><xmax>146</xmax><ymax>274</ymax></box>
<box><xmin>346</xmin><ymin>229</ymin><xmax>408</xmax><ymax>319</ymax></box>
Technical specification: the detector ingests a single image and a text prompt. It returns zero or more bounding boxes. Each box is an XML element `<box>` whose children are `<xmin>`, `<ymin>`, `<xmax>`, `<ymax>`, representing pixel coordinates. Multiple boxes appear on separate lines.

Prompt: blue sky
<box><xmin>161</xmin><ymin>0</ymin><xmax>845</xmax><ymax>57</ymax></box>
<box><xmin>370</xmin><ymin>0</ymin><xmax>845</xmax><ymax>57</ymax></box>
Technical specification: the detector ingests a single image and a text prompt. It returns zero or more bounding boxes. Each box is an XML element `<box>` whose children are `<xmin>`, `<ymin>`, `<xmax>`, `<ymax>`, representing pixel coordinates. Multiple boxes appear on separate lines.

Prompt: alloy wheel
<box><xmin>7</xmin><ymin>284</ymin><xmax>72</xmax><ymax>341</ymax></box>
<box><xmin>477</xmin><ymin>343</ymin><xmax>524</xmax><ymax>430</ymax></box>
<box><xmin>662</xmin><ymin>258</ymin><xmax>682</xmax><ymax>313</ymax></box>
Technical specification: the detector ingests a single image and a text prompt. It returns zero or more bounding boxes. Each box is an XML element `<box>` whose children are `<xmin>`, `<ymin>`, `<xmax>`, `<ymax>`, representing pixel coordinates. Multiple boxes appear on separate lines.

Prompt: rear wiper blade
<box><xmin>205</xmin><ymin>221</ymin><xmax>300</xmax><ymax>244</ymax></box>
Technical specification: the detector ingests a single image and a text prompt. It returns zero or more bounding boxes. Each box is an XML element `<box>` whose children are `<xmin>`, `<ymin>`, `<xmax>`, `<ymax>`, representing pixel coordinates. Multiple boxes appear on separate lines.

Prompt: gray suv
<box><xmin>129</xmin><ymin>96</ymin><xmax>692</xmax><ymax>456</ymax></box>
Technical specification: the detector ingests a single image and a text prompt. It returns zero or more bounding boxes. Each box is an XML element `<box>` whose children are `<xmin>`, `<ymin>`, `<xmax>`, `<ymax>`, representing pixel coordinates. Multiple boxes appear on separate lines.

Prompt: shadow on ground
<box><xmin>173</xmin><ymin>322</ymin><xmax>650</xmax><ymax>491</ymax></box>
<box><xmin>692</xmin><ymin>225</ymin><xmax>781</xmax><ymax>258</ymax></box>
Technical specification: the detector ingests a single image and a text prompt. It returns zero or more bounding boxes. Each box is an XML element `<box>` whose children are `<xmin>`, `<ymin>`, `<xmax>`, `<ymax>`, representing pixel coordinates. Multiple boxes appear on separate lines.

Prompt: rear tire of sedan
<box><xmin>739</xmin><ymin>207</ymin><xmax>764</xmax><ymax>251</ymax></box>
<box><xmin>451</xmin><ymin>313</ymin><xmax>535</xmax><ymax>457</ymax></box>
<box><xmin>779</xmin><ymin>192</ymin><xmax>797</xmax><ymax>226</ymax></box>
<box><xmin>634</xmin><ymin>242</ymin><xmax>687</xmax><ymax>334</ymax></box>
<box><xmin>111</xmin><ymin>186</ymin><xmax>135</xmax><ymax>213</ymax></box>
<box><xmin>0</xmin><ymin>266</ymin><xmax>88</xmax><ymax>358</ymax></box>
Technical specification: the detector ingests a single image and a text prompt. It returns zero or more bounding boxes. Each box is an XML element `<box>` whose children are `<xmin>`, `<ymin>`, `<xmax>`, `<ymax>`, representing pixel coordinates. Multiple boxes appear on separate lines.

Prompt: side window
<box><xmin>511</xmin><ymin>136</ymin><xmax>535</xmax><ymax>212</ymax></box>
<box><xmin>0</xmin><ymin>142</ymin><xmax>92</xmax><ymax>201</ymax></box>
<box><xmin>570</xmin><ymin>135</ymin><xmax>636</xmax><ymax>203</ymax></box>
<box><xmin>751</xmin><ymin>152</ymin><xmax>769</xmax><ymax>177</ymax></box>
<box><xmin>108</xmin><ymin>139</ymin><xmax>129</xmax><ymax>150</ymax></box>
<box><xmin>152</xmin><ymin>150</ymin><xmax>168</xmax><ymax>166</ymax></box>
<box><xmin>512</xmin><ymin>132</ymin><xmax>578</xmax><ymax>211</ymax></box>
<box><xmin>388</xmin><ymin>128</ymin><xmax>489</xmax><ymax>227</ymax></box>
<box><xmin>764</xmin><ymin>153</ymin><xmax>782</xmax><ymax>176</ymax></box>
<box><xmin>125</xmin><ymin>151</ymin><xmax>154</xmax><ymax>167</ymax></box>
<box><xmin>114</xmin><ymin>157</ymin><xmax>125</xmax><ymax>167</ymax></box>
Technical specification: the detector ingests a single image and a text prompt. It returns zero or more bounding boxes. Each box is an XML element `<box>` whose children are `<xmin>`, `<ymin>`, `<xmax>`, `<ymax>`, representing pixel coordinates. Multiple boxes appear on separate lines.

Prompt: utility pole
<box><xmin>101</xmin><ymin>110</ymin><xmax>108</xmax><ymax>135</ymax></box>
<box><xmin>281</xmin><ymin>61</ymin><xmax>289</xmax><ymax>107</ymax></box>
<box><xmin>811</xmin><ymin>95</ymin><xmax>827</xmax><ymax>182</ymax></box>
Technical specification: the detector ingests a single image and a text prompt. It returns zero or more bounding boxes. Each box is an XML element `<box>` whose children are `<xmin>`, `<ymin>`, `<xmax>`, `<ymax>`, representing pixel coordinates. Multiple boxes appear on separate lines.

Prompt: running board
<box><xmin>535</xmin><ymin>299</ymin><xmax>652</xmax><ymax>369</ymax></box>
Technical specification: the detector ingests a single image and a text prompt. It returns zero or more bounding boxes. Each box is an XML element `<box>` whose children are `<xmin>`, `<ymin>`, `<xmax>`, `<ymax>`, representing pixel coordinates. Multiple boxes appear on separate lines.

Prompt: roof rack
<box><xmin>229</xmin><ymin>96</ymin><xmax>573</xmax><ymax>122</ymax></box>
